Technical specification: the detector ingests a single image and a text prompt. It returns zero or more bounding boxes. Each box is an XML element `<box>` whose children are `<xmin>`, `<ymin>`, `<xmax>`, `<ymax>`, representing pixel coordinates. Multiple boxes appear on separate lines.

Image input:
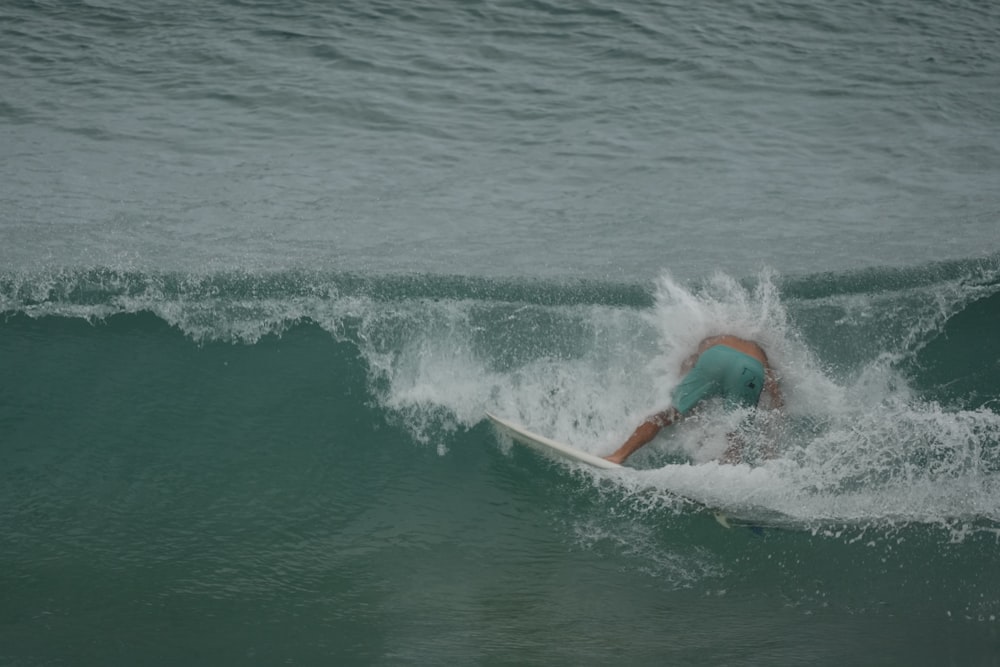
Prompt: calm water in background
<box><xmin>3</xmin><ymin>0</ymin><xmax>998</xmax><ymax>277</ymax></box>
<box><xmin>2</xmin><ymin>0</ymin><xmax>1000</xmax><ymax>664</ymax></box>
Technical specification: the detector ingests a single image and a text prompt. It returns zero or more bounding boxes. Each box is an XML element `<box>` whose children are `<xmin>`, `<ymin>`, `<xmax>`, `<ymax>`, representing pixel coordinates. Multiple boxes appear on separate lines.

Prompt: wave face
<box><xmin>3</xmin><ymin>257</ymin><xmax>1000</xmax><ymax>663</ymax></box>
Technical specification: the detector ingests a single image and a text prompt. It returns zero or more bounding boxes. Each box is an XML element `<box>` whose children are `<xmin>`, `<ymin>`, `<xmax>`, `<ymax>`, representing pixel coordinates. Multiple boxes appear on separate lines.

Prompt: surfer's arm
<box><xmin>723</xmin><ymin>366</ymin><xmax>783</xmax><ymax>465</ymax></box>
<box><xmin>759</xmin><ymin>369</ymin><xmax>783</xmax><ymax>460</ymax></box>
<box><xmin>603</xmin><ymin>408</ymin><xmax>679</xmax><ymax>465</ymax></box>
<box><xmin>763</xmin><ymin>366</ymin><xmax>783</xmax><ymax>410</ymax></box>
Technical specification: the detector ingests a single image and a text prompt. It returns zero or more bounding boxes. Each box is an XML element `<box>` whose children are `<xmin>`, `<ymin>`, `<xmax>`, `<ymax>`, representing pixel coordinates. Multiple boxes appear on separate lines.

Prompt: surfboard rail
<box><xmin>485</xmin><ymin>412</ymin><xmax>621</xmax><ymax>470</ymax></box>
<box><xmin>485</xmin><ymin>412</ymin><xmax>782</xmax><ymax>532</ymax></box>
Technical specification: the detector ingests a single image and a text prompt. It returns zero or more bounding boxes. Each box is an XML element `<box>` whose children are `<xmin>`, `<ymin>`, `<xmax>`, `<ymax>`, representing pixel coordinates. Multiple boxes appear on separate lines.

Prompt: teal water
<box><xmin>2</xmin><ymin>261</ymin><xmax>1000</xmax><ymax>664</ymax></box>
<box><xmin>3</xmin><ymin>0</ymin><xmax>1000</xmax><ymax>663</ymax></box>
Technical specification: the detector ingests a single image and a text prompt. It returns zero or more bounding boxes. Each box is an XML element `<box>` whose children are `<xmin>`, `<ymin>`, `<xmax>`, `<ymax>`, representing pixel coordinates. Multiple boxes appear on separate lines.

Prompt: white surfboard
<box><xmin>485</xmin><ymin>412</ymin><xmax>621</xmax><ymax>470</ymax></box>
<box><xmin>485</xmin><ymin>412</ymin><xmax>760</xmax><ymax>530</ymax></box>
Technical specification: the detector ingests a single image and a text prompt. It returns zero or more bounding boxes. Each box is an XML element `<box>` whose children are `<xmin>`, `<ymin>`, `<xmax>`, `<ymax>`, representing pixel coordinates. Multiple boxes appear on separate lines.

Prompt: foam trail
<box><xmin>369</xmin><ymin>268</ymin><xmax>1000</xmax><ymax>534</ymax></box>
<box><xmin>620</xmin><ymin>272</ymin><xmax>1000</xmax><ymax>532</ymax></box>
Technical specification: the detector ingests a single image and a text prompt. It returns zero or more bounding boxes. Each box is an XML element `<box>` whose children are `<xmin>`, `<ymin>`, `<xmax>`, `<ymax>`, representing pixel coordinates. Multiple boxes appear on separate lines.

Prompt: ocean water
<box><xmin>2</xmin><ymin>0</ymin><xmax>1000</xmax><ymax>664</ymax></box>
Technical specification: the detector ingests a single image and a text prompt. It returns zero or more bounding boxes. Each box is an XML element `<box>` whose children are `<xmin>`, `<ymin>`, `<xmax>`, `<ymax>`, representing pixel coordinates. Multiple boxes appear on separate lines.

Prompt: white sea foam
<box><xmin>369</xmin><ymin>269</ymin><xmax>1000</xmax><ymax>533</ymax></box>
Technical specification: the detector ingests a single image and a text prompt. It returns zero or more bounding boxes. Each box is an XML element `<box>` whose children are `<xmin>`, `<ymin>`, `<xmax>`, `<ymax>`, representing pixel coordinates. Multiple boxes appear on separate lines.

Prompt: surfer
<box><xmin>603</xmin><ymin>335</ymin><xmax>783</xmax><ymax>465</ymax></box>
